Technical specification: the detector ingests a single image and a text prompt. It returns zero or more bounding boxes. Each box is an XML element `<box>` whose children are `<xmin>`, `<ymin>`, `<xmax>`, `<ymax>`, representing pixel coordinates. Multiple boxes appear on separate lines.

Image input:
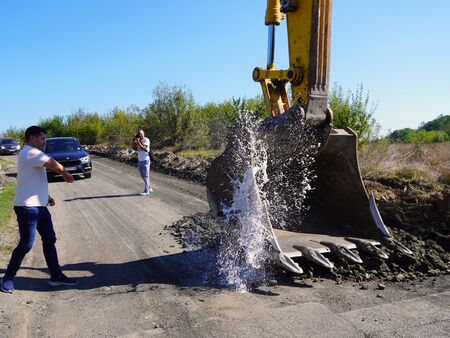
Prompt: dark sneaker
<box><xmin>1</xmin><ymin>278</ymin><xmax>14</xmax><ymax>293</ymax></box>
<box><xmin>48</xmin><ymin>274</ymin><xmax>78</xmax><ymax>287</ymax></box>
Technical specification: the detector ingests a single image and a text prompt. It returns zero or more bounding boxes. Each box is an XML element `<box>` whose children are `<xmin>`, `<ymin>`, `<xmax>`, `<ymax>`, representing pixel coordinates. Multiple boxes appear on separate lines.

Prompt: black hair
<box><xmin>25</xmin><ymin>126</ymin><xmax>47</xmax><ymax>141</ymax></box>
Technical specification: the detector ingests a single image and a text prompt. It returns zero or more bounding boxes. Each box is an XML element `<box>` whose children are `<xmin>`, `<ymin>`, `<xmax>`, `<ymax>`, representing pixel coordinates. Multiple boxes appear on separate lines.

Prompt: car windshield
<box><xmin>1</xmin><ymin>139</ymin><xmax>18</xmax><ymax>145</ymax></box>
<box><xmin>45</xmin><ymin>140</ymin><xmax>81</xmax><ymax>153</ymax></box>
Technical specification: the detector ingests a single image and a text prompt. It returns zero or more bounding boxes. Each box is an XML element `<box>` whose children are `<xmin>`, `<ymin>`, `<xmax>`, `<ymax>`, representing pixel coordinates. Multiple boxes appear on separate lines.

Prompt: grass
<box><xmin>0</xmin><ymin>181</ymin><xmax>16</xmax><ymax>232</ymax></box>
<box><xmin>0</xmin><ymin>181</ymin><xmax>16</xmax><ymax>255</ymax></box>
<box><xmin>173</xmin><ymin>148</ymin><xmax>222</xmax><ymax>159</ymax></box>
<box><xmin>359</xmin><ymin>143</ymin><xmax>450</xmax><ymax>184</ymax></box>
<box><xmin>0</xmin><ymin>157</ymin><xmax>13</xmax><ymax>167</ymax></box>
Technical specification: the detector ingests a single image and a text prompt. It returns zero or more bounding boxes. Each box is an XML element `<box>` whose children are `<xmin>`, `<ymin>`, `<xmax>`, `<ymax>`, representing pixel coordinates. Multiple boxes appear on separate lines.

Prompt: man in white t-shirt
<box><xmin>133</xmin><ymin>128</ymin><xmax>153</xmax><ymax>196</ymax></box>
<box><xmin>1</xmin><ymin>126</ymin><xmax>78</xmax><ymax>293</ymax></box>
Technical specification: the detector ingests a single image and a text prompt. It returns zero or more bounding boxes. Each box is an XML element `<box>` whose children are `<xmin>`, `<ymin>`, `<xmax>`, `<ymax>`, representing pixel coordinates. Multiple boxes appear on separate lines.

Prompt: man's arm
<box><xmin>136</xmin><ymin>138</ymin><xmax>149</xmax><ymax>152</ymax></box>
<box><xmin>44</xmin><ymin>159</ymin><xmax>75</xmax><ymax>183</ymax></box>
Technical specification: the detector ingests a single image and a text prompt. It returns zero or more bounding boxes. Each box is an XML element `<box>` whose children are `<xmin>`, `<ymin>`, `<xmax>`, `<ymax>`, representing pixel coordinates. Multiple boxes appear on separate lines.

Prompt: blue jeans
<box><xmin>138</xmin><ymin>160</ymin><xmax>151</xmax><ymax>192</ymax></box>
<box><xmin>4</xmin><ymin>207</ymin><xmax>62</xmax><ymax>280</ymax></box>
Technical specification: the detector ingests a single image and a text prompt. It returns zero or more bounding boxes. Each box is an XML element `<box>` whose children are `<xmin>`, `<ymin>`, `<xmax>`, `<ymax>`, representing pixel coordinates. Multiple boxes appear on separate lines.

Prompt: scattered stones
<box><xmin>377</xmin><ymin>283</ymin><xmax>386</xmax><ymax>290</ymax></box>
<box><xmin>395</xmin><ymin>274</ymin><xmax>406</xmax><ymax>282</ymax></box>
<box><xmin>267</xmin><ymin>279</ymin><xmax>278</xmax><ymax>286</ymax></box>
<box><xmin>427</xmin><ymin>269</ymin><xmax>440</xmax><ymax>277</ymax></box>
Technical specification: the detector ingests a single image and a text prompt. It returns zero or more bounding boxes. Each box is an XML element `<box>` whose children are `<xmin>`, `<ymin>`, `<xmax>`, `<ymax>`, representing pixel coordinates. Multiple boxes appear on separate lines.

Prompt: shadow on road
<box><xmin>1</xmin><ymin>248</ymin><xmax>314</xmax><ymax>295</ymax></box>
<box><xmin>63</xmin><ymin>193</ymin><xmax>140</xmax><ymax>201</ymax></box>
<box><xmin>0</xmin><ymin>249</ymin><xmax>225</xmax><ymax>292</ymax></box>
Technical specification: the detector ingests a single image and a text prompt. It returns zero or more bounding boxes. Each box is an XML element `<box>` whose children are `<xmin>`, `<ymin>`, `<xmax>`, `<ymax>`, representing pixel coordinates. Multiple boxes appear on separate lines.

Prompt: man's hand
<box><xmin>62</xmin><ymin>169</ymin><xmax>75</xmax><ymax>183</ymax></box>
<box><xmin>48</xmin><ymin>196</ymin><xmax>55</xmax><ymax>206</ymax></box>
<box><xmin>44</xmin><ymin>159</ymin><xmax>75</xmax><ymax>183</ymax></box>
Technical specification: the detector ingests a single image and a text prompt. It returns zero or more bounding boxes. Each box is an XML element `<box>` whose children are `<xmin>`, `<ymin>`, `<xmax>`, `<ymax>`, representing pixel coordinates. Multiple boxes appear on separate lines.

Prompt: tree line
<box><xmin>6</xmin><ymin>82</ymin><xmax>444</xmax><ymax>150</ymax></box>
<box><xmin>387</xmin><ymin>115</ymin><xmax>449</xmax><ymax>144</ymax></box>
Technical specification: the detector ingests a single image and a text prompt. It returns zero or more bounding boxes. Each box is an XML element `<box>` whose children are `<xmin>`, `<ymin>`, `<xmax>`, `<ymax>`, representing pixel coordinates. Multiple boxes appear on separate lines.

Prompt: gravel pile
<box><xmin>168</xmin><ymin>175</ymin><xmax>450</xmax><ymax>284</ymax></box>
<box><xmin>84</xmin><ymin>144</ymin><xmax>450</xmax><ymax>283</ymax></box>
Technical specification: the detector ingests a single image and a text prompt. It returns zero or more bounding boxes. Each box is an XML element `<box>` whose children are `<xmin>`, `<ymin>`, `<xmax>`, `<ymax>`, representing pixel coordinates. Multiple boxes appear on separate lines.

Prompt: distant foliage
<box><xmin>102</xmin><ymin>107</ymin><xmax>142</xmax><ymax>145</ymax></box>
<box><xmin>3</xmin><ymin>127</ymin><xmax>25</xmax><ymax>143</ymax></box>
<box><xmin>419</xmin><ymin>114</ymin><xmax>450</xmax><ymax>132</ymax></box>
<box><xmin>388</xmin><ymin>114</ymin><xmax>449</xmax><ymax>144</ymax></box>
<box><xmin>143</xmin><ymin>82</ymin><xmax>196</xmax><ymax>148</ymax></box>
<box><xmin>39</xmin><ymin>115</ymin><xmax>67</xmax><ymax>137</ymax></box>
<box><xmin>329</xmin><ymin>83</ymin><xmax>380</xmax><ymax>143</ymax></box>
<box><xmin>1</xmin><ymin>82</ymin><xmax>265</xmax><ymax>150</ymax></box>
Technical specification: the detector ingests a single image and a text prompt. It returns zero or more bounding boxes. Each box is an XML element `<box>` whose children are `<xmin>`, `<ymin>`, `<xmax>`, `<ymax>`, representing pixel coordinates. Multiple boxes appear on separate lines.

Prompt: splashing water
<box><xmin>215</xmin><ymin>115</ymin><xmax>273</xmax><ymax>290</ymax></box>
<box><xmin>213</xmin><ymin>110</ymin><xmax>319</xmax><ymax>290</ymax></box>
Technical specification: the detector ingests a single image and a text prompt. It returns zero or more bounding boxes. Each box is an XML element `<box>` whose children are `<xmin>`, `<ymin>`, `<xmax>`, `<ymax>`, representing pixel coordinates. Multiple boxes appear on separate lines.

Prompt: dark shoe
<box><xmin>0</xmin><ymin>278</ymin><xmax>14</xmax><ymax>293</ymax></box>
<box><xmin>48</xmin><ymin>274</ymin><xmax>78</xmax><ymax>287</ymax></box>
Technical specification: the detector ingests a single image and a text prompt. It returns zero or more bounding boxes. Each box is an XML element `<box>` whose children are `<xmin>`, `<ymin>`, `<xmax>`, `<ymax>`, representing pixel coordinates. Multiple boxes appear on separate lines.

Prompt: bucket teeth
<box><xmin>381</xmin><ymin>237</ymin><xmax>413</xmax><ymax>256</ymax></box>
<box><xmin>293</xmin><ymin>246</ymin><xmax>334</xmax><ymax>269</ymax></box>
<box><xmin>274</xmin><ymin>252</ymin><xmax>304</xmax><ymax>274</ymax></box>
<box><xmin>320</xmin><ymin>242</ymin><xmax>363</xmax><ymax>264</ymax></box>
<box><xmin>346</xmin><ymin>238</ymin><xmax>389</xmax><ymax>260</ymax></box>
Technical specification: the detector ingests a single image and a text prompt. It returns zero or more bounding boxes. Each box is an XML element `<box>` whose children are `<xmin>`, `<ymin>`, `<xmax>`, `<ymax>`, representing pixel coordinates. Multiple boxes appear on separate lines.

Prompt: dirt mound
<box><xmin>85</xmin><ymin>144</ymin><xmax>449</xmax><ymax>283</ymax></box>
<box><xmin>169</xmin><ymin>175</ymin><xmax>450</xmax><ymax>284</ymax></box>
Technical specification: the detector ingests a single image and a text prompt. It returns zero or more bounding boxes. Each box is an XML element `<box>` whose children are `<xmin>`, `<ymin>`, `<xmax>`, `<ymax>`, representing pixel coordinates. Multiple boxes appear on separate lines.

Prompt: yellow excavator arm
<box><xmin>205</xmin><ymin>0</ymin><xmax>412</xmax><ymax>274</ymax></box>
<box><xmin>254</xmin><ymin>0</ymin><xmax>332</xmax><ymax>126</ymax></box>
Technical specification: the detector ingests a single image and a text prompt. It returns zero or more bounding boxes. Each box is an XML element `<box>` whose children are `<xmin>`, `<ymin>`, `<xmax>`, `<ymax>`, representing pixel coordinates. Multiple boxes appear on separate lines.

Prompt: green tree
<box><xmin>39</xmin><ymin>115</ymin><xmax>66</xmax><ymax>137</ymax></box>
<box><xmin>65</xmin><ymin>109</ymin><xmax>102</xmax><ymax>145</ymax></box>
<box><xmin>143</xmin><ymin>82</ymin><xmax>196</xmax><ymax>147</ymax></box>
<box><xmin>388</xmin><ymin>114</ymin><xmax>449</xmax><ymax>144</ymax></box>
<box><xmin>419</xmin><ymin>114</ymin><xmax>450</xmax><ymax>132</ymax></box>
<box><xmin>102</xmin><ymin>107</ymin><xmax>143</xmax><ymax>145</ymax></box>
<box><xmin>3</xmin><ymin>127</ymin><xmax>25</xmax><ymax>143</ymax></box>
<box><xmin>329</xmin><ymin>83</ymin><xmax>380</xmax><ymax>143</ymax></box>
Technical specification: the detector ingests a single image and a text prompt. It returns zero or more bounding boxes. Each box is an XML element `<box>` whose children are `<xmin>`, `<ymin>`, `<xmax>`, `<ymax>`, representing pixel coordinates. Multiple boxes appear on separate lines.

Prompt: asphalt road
<box><xmin>0</xmin><ymin>155</ymin><xmax>449</xmax><ymax>337</ymax></box>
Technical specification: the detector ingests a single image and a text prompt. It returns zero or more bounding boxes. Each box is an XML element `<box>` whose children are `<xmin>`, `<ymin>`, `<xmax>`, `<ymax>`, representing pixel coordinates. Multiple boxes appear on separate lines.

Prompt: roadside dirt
<box><xmin>87</xmin><ymin>145</ymin><xmax>449</xmax><ymax>283</ymax></box>
<box><xmin>0</xmin><ymin>156</ymin><xmax>18</xmax><ymax>255</ymax></box>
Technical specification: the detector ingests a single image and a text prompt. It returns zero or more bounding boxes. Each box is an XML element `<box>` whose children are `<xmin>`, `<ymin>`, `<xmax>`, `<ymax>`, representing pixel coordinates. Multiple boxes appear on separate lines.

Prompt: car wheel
<box><xmin>84</xmin><ymin>173</ymin><xmax>92</xmax><ymax>179</ymax></box>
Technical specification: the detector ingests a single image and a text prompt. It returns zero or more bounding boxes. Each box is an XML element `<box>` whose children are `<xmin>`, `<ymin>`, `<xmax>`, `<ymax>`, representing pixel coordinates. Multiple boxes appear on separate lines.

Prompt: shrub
<box><xmin>329</xmin><ymin>83</ymin><xmax>380</xmax><ymax>143</ymax></box>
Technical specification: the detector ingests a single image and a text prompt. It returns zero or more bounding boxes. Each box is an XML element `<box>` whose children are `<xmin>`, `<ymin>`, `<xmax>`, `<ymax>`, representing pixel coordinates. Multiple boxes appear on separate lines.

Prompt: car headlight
<box><xmin>0</xmin><ymin>146</ymin><xmax>4</xmax><ymax>149</ymax></box>
<box><xmin>80</xmin><ymin>156</ymin><xmax>90</xmax><ymax>163</ymax></box>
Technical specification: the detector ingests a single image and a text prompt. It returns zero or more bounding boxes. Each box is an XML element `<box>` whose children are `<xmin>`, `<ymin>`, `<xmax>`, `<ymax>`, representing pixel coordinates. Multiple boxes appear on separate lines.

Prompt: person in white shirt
<box><xmin>1</xmin><ymin>126</ymin><xmax>78</xmax><ymax>293</ymax></box>
<box><xmin>132</xmin><ymin>128</ymin><xmax>153</xmax><ymax>196</ymax></box>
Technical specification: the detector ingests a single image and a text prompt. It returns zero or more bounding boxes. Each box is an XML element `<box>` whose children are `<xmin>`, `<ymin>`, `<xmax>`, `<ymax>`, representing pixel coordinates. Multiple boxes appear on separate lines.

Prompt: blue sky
<box><xmin>1</xmin><ymin>0</ymin><xmax>449</xmax><ymax>135</ymax></box>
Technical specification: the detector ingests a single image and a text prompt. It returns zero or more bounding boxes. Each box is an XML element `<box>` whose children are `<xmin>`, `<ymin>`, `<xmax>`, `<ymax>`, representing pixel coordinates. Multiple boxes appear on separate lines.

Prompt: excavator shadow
<box><xmin>2</xmin><ymin>250</ymin><xmax>319</xmax><ymax>294</ymax></box>
<box><xmin>1</xmin><ymin>249</ymin><xmax>320</xmax><ymax>294</ymax></box>
<box><xmin>0</xmin><ymin>249</ymin><xmax>245</xmax><ymax>292</ymax></box>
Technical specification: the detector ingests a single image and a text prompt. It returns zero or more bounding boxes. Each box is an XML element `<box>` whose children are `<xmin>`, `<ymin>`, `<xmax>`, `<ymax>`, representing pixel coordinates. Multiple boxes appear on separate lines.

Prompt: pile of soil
<box><xmin>86</xmin><ymin>144</ymin><xmax>449</xmax><ymax>283</ymax></box>
<box><xmin>168</xmin><ymin>175</ymin><xmax>450</xmax><ymax>284</ymax></box>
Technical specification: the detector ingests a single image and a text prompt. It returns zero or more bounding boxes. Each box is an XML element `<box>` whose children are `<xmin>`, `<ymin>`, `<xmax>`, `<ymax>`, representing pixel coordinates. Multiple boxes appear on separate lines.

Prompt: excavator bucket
<box><xmin>206</xmin><ymin>112</ymin><xmax>412</xmax><ymax>274</ymax></box>
<box><xmin>205</xmin><ymin>0</ymin><xmax>411</xmax><ymax>274</ymax></box>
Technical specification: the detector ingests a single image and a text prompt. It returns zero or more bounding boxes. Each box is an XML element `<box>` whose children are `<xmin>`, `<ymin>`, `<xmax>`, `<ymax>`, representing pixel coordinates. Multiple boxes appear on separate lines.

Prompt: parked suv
<box><xmin>0</xmin><ymin>137</ymin><xmax>21</xmax><ymax>155</ymax></box>
<box><xmin>44</xmin><ymin>137</ymin><xmax>92</xmax><ymax>179</ymax></box>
